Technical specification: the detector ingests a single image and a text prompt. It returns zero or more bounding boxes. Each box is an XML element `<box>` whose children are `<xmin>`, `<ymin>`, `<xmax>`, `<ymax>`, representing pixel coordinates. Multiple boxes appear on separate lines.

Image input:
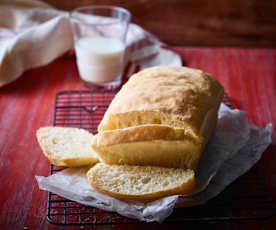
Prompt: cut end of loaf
<box><xmin>87</xmin><ymin>163</ymin><xmax>196</xmax><ymax>201</ymax></box>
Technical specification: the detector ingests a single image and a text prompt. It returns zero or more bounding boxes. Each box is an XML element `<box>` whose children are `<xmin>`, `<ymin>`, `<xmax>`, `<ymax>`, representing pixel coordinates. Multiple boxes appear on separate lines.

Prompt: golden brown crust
<box><xmin>99</xmin><ymin>66</ymin><xmax>224</xmax><ymax>138</ymax></box>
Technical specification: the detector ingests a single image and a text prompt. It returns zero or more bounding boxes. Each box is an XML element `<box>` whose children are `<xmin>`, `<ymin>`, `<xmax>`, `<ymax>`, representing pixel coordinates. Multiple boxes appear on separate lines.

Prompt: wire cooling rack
<box><xmin>47</xmin><ymin>89</ymin><xmax>276</xmax><ymax>225</ymax></box>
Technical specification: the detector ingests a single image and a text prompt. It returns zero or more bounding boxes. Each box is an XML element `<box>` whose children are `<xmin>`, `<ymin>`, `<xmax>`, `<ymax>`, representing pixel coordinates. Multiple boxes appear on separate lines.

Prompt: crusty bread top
<box><xmin>98</xmin><ymin>66</ymin><xmax>224</xmax><ymax>138</ymax></box>
<box><xmin>87</xmin><ymin>163</ymin><xmax>195</xmax><ymax>200</ymax></box>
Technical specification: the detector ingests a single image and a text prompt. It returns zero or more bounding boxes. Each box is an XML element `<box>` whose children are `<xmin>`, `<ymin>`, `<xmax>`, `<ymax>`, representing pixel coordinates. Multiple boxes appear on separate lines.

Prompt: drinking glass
<box><xmin>70</xmin><ymin>6</ymin><xmax>131</xmax><ymax>88</ymax></box>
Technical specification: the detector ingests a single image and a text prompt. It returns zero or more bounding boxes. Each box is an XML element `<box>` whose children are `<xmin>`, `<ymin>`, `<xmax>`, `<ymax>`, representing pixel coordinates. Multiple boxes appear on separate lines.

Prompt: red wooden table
<box><xmin>0</xmin><ymin>47</ymin><xmax>276</xmax><ymax>229</ymax></box>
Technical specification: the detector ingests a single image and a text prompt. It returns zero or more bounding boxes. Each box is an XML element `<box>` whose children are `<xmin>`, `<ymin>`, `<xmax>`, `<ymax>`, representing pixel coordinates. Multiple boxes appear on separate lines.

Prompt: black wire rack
<box><xmin>47</xmin><ymin>89</ymin><xmax>276</xmax><ymax>225</ymax></box>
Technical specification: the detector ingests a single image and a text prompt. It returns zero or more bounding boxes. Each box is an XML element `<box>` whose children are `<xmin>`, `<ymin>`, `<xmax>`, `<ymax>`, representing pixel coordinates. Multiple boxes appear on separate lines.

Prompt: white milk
<box><xmin>75</xmin><ymin>37</ymin><xmax>125</xmax><ymax>84</ymax></box>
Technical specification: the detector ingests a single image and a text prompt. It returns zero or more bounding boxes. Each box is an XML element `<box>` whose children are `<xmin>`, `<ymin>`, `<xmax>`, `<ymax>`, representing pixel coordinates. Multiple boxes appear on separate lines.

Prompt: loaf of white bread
<box><xmin>36</xmin><ymin>127</ymin><xmax>98</xmax><ymax>167</ymax></box>
<box><xmin>37</xmin><ymin>66</ymin><xmax>224</xmax><ymax>201</ymax></box>
<box><xmin>92</xmin><ymin>66</ymin><xmax>224</xmax><ymax>170</ymax></box>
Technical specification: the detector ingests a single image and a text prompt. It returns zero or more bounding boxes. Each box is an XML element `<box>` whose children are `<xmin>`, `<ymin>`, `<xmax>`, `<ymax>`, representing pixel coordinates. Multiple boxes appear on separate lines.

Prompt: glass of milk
<box><xmin>70</xmin><ymin>6</ymin><xmax>131</xmax><ymax>88</ymax></box>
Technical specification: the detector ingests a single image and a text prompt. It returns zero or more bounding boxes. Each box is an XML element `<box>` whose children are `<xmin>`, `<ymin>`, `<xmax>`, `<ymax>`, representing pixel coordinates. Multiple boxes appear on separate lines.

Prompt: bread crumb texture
<box><xmin>36</xmin><ymin>126</ymin><xmax>98</xmax><ymax>167</ymax></box>
<box><xmin>87</xmin><ymin>163</ymin><xmax>195</xmax><ymax>200</ymax></box>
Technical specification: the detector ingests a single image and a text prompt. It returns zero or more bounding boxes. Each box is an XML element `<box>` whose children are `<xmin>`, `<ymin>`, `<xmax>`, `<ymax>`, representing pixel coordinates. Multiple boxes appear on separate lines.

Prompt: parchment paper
<box><xmin>36</xmin><ymin>103</ymin><xmax>272</xmax><ymax>223</ymax></box>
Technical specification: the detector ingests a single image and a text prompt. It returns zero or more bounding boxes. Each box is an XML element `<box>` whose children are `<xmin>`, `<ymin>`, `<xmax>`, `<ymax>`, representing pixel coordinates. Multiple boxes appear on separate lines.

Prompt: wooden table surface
<box><xmin>1</xmin><ymin>47</ymin><xmax>276</xmax><ymax>229</ymax></box>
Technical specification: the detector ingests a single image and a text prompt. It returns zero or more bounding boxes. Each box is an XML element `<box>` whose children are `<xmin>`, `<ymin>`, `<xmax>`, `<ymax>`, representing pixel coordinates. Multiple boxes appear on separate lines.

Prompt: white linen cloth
<box><xmin>0</xmin><ymin>0</ymin><xmax>181</xmax><ymax>87</ymax></box>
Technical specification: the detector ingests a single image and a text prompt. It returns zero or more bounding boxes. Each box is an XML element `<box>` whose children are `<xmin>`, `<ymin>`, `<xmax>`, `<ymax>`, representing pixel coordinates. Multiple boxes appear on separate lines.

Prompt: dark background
<box><xmin>43</xmin><ymin>0</ymin><xmax>276</xmax><ymax>47</ymax></box>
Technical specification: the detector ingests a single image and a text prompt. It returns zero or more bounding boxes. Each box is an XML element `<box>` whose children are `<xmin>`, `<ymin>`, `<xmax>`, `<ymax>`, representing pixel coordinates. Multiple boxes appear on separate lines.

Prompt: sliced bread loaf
<box><xmin>87</xmin><ymin>163</ymin><xmax>195</xmax><ymax>201</ymax></box>
<box><xmin>36</xmin><ymin>126</ymin><xmax>98</xmax><ymax>167</ymax></box>
<box><xmin>92</xmin><ymin>66</ymin><xmax>224</xmax><ymax>170</ymax></box>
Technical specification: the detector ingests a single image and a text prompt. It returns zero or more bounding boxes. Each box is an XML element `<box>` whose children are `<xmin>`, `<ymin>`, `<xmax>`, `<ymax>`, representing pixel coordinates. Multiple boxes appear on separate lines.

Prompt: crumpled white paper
<box><xmin>36</xmin><ymin>103</ymin><xmax>272</xmax><ymax>223</ymax></box>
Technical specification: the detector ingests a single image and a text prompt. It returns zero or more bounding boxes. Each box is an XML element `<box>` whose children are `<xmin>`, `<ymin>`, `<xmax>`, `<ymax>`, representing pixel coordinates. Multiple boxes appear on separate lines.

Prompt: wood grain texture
<box><xmin>43</xmin><ymin>0</ymin><xmax>276</xmax><ymax>47</ymax></box>
<box><xmin>0</xmin><ymin>48</ymin><xmax>276</xmax><ymax>229</ymax></box>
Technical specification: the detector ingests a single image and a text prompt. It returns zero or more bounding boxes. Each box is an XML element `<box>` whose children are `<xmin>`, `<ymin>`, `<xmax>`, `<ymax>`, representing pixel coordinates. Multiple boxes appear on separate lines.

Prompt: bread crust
<box><xmin>99</xmin><ymin>66</ymin><xmax>224</xmax><ymax>137</ymax></box>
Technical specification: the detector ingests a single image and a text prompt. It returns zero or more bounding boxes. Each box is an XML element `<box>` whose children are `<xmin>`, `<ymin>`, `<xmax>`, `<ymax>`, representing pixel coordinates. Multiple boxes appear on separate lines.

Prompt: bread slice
<box><xmin>92</xmin><ymin>66</ymin><xmax>224</xmax><ymax>170</ymax></box>
<box><xmin>92</xmin><ymin>125</ymin><xmax>202</xmax><ymax>169</ymax></box>
<box><xmin>36</xmin><ymin>126</ymin><xmax>98</xmax><ymax>167</ymax></box>
<box><xmin>87</xmin><ymin>163</ymin><xmax>195</xmax><ymax>200</ymax></box>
